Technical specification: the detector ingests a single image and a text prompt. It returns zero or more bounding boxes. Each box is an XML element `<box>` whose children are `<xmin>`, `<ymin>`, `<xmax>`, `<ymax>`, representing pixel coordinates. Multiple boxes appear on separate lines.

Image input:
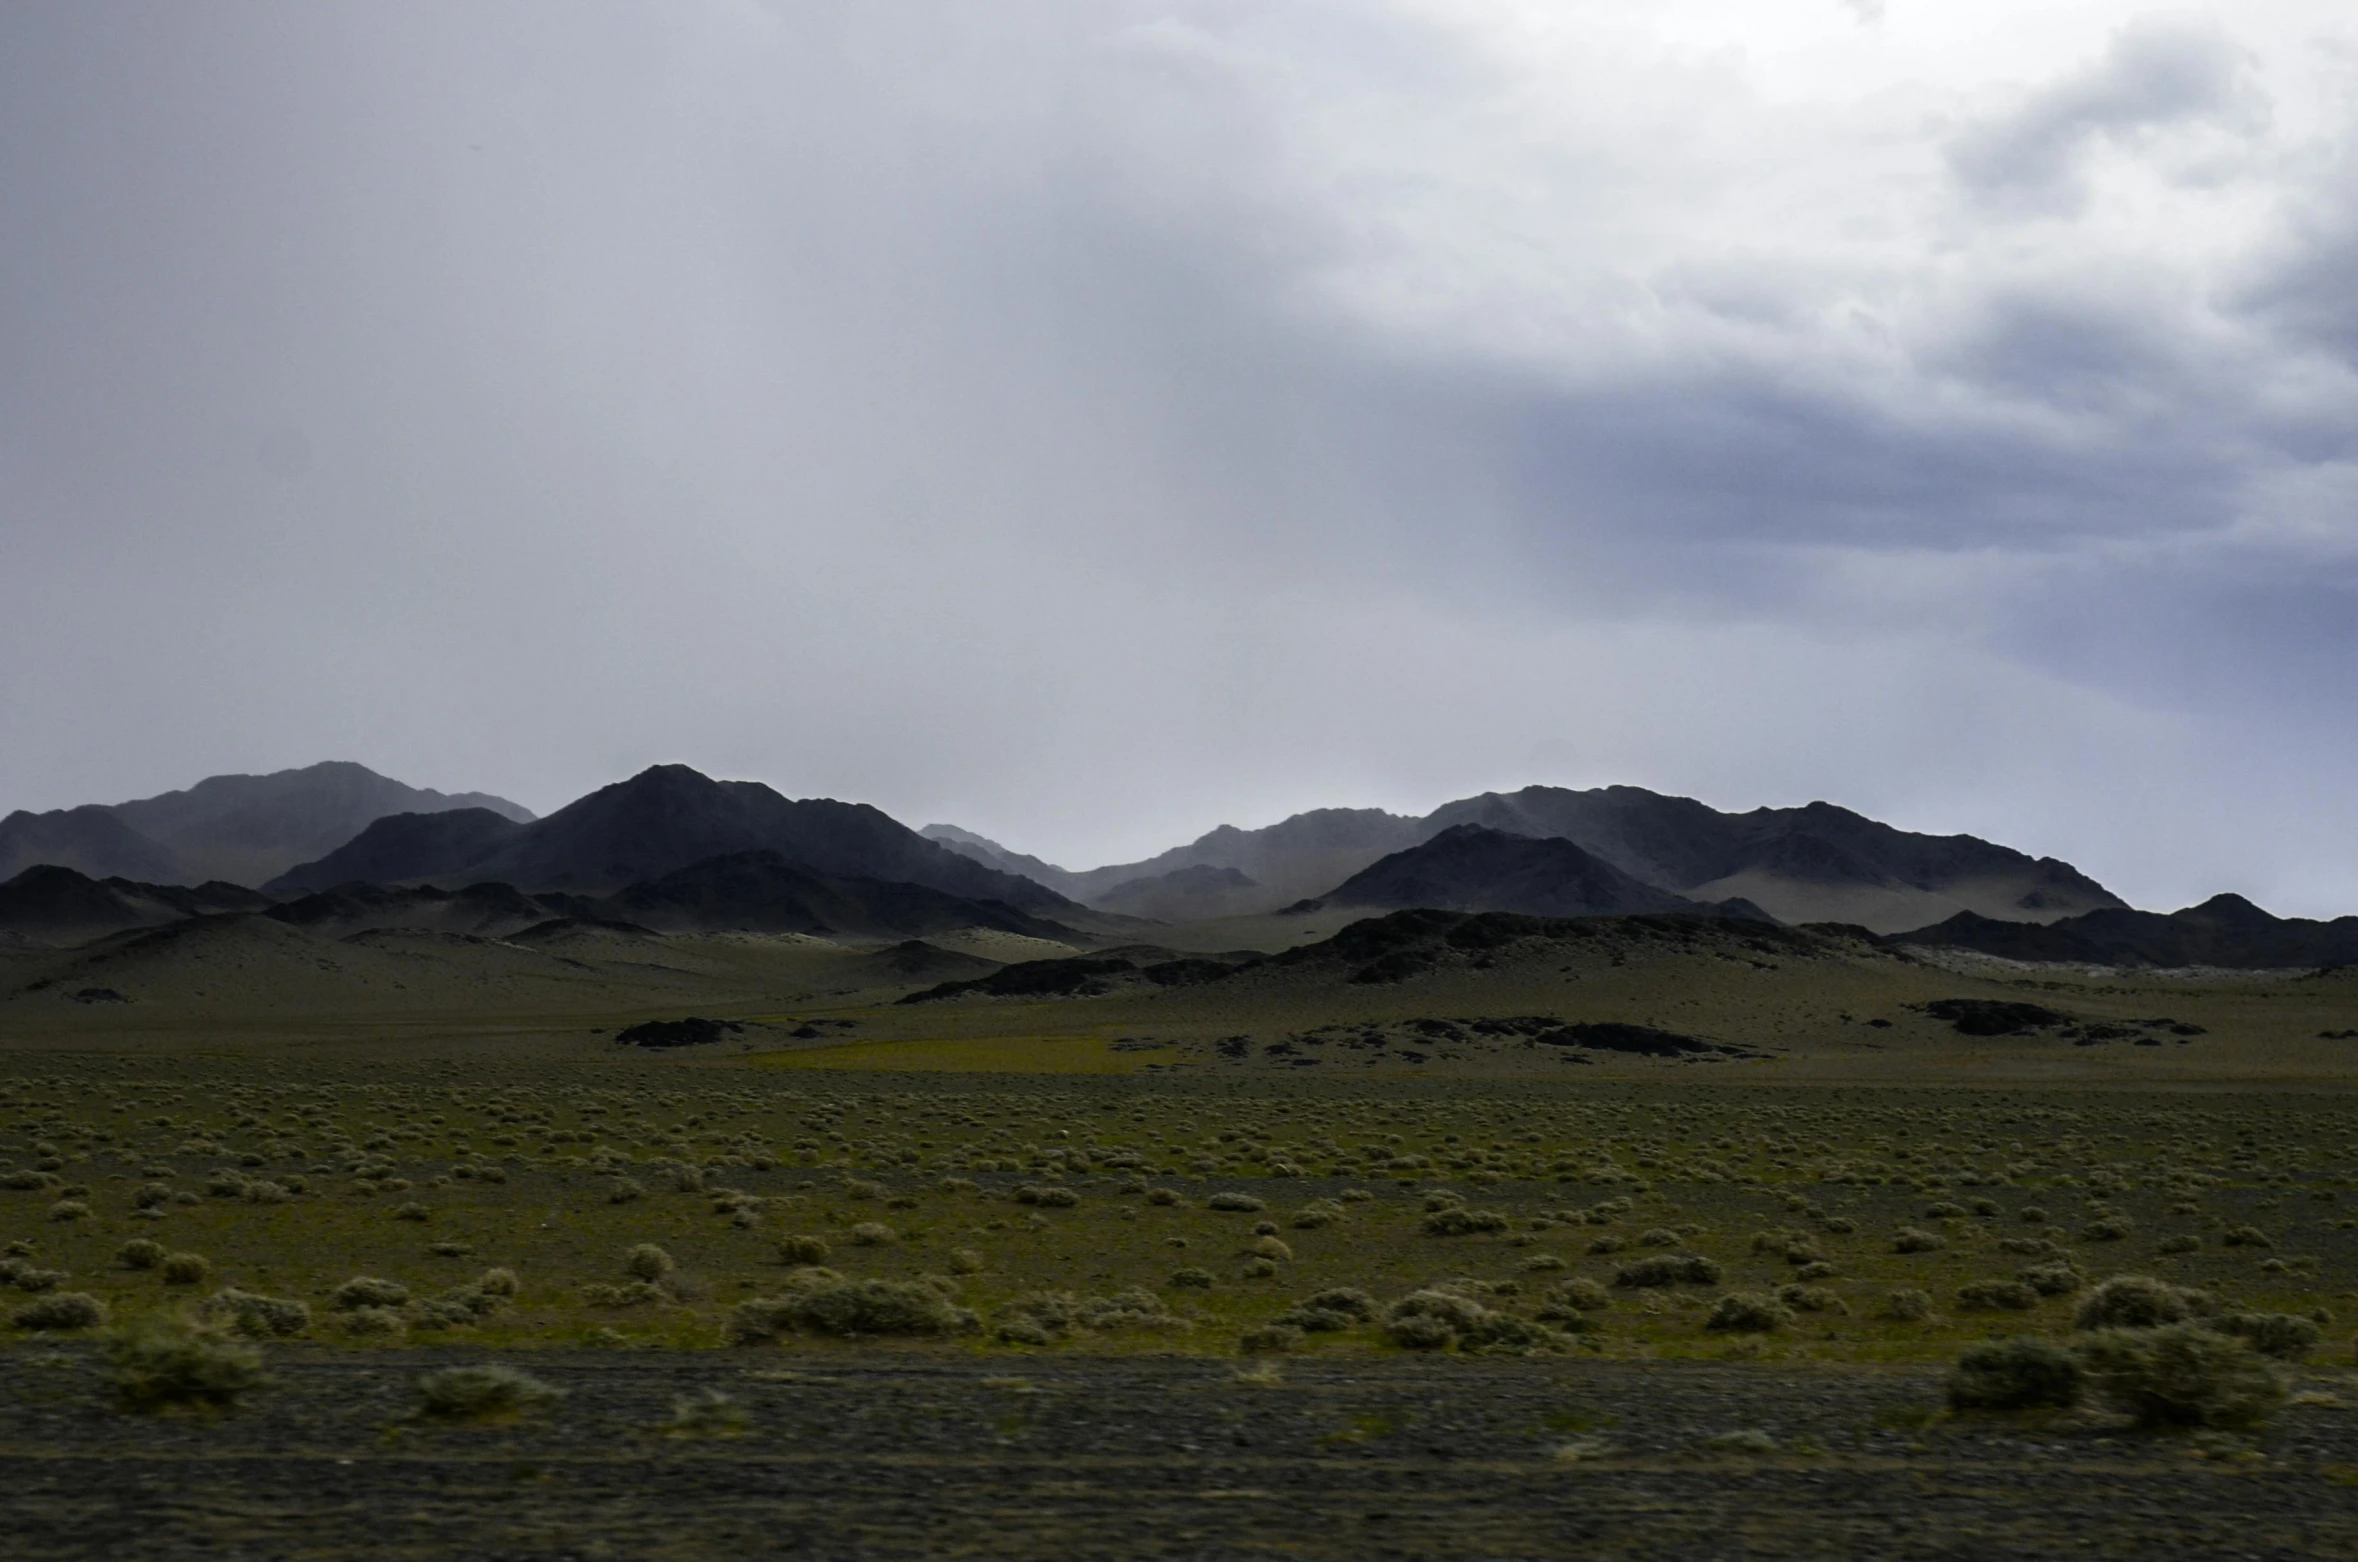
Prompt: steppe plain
<box><xmin>8</xmin><ymin>908</ymin><xmax>2358</xmax><ymax>1557</ymax></box>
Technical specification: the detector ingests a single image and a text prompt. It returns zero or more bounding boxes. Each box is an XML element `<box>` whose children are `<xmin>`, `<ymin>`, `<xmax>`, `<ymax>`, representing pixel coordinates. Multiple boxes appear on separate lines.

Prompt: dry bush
<box><xmin>2018</xmin><ymin>1264</ymin><xmax>2083</xmax><ymax>1297</ymax></box>
<box><xmin>1275</xmin><ymin>1287</ymin><xmax>1377</xmax><ymax>1333</ymax></box>
<box><xmin>1892</xmin><ymin>1227</ymin><xmax>1947</xmax><ymax>1255</ymax></box>
<box><xmin>1880</xmin><ymin>1288</ymin><xmax>1935</xmax><ymax>1323</ymax></box>
<box><xmin>13</xmin><ymin>1291</ymin><xmax>107</xmax><ymax>1331</ymax></box>
<box><xmin>1704</xmin><ymin>1292</ymin><xmax>1790</xmax><ymax>1333</ymax></box>
<box><xmin>1168</xmin><ymin>1267</ymin><xmax>1215</xmax><ymax>1289</ymax></box>
<box><xmin>2073</xmin><ymin>1275</ymin><xmax>2211</xmax><ymax>1332</ymax></box>
<box><xmin>1777</xmin><ymin>1283</ymin><xmax>1848</xmax><ymax>1315</ymax></box>
<box><xmin>1207</xmin><ymin>1192</ymin><xmax>1266</xmax><ymax>1213</ymax></box>
<box><xmin>777</xmin><ymin>1234</ymin><xmax>832</xmax><ymax>1265</ymax></box>
<box><xmin>2158</xmin><ymin>1235</ymin><xmax>2202</xmax><ymax>1256</ymax></box>
<box><xmin>104</xmin><ymin>1316</ymin><xmax>267</xmax><ymax>1412</ymax></box>
<box><xmin>331</xmin><ymin>1276</ymin><xmax>410</xmax><ymax>1311</ymax></box>
<box><xmin>2221</xmin><ymin>1225</ymin><xmax>2272</xmax><ymax>1249</ymax></box>
<box><xmin>417</xmin><ymin>1364</ymin><xmax>563</xmax><ymax>1421</ymax></box>
<box><xmin>160</xmin><ymin>1252</ymin><xmax>211</xmax><ymax>1286</ymax></box>
<box><xmin>1238</xmin><ymin>1323</ymin><xmax>1305</xmax><ymax>1354</ymax></box>
<box><xmin>2077</xmin><ymin>1324</ymin><xmax>2287</xmax><ymax>1430</ymax></box>
<box><xmin>623</xmin><ymin>1244</ymin><xmax>676</xmax><ymax>1281</ymax></box>
<box><xmin>116</xmin><ymin>1239</ymin><xmax>166</xmax><ymax>1271</ymax></box>
<box><xmin>199</xmin><ymin>1288</ymin><xmax>311</xmax><ymax>1338</ymax></box>
<box><xmin>2208</xmin><ymin>1311</ymin><xmax>2322</xmax><ymax>1361</ymax></box>
<box><xmin>1613</xmin><ymin>1254</ymin><xmax>1721</xmax><ymax>1288</ymax></box>
<box><xmin>1947</xmin><ymin>1337</ymin><xmax>2082</xmax><ymax>1411</ymax></box>
<box><xmin>731</xmin><ymin>1274</ymin><xmax>976</xmax><ymax>1342</ymax></box>
<box><xmin>847</xmin><ymin>1221</ymin><xmax>896</xmax><ymax>1246</ymax></box>
<box><xmin>993</xmin><ymin>1287</ymin><xmax>1187</xmax><ymax>1344</ymax></box>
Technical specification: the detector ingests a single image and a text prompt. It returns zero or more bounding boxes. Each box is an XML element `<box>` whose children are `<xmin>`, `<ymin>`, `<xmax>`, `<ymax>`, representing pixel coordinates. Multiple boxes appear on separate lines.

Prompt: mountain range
<box><xmin>0</xmin><ymin>762</ymin><xmax>532</xmax><ymax>887</ymax></box>
<box><xmin>4</xmin><ymin>760</ymin><xmax>2344</xmax><ymax>969</ymax></box>
<box><xmin>928</xmin><ymin>784</ymin><xmax>2122</xmax><ymax>933</ymax></box>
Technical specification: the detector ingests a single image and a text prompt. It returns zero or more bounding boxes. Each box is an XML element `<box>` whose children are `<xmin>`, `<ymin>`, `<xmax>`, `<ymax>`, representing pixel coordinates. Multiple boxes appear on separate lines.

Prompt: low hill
<box><xmin>264</xmin><ymin>808</ymin><xmax>528</xmax><ymax>896</ymax></box>
<box><xmin>0</xmin><ymin>866</ymin><xmax>273</xmax><ymax>946</ymax></box>
<box><xmin>1890</xmin><ymin>894</ymin><xmax>2358</xmax><ymax>969</ymax></box>
<box><xmin>600</xmin><ymin>850</ymin><xmax>1078</xmax><ymax>941</ymax></box>
<box><xmin>1299</xmin><ymin>826</ymin><xmax>1755</xmax><ymax>921</ymax></box>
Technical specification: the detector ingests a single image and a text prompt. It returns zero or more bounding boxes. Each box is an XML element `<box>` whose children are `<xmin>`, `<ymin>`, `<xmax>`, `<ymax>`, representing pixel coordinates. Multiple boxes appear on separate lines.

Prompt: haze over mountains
<box><xmin>0</xmin><ymin>762</ymin><xmax>532</xmax><ymax>887</ymax></box>
<box><xmin>927</xmin><ymin>784</ymin><xmax>2123</xmax><ymax>934</ymax></box>
<box><xmin>3</xmin><ymin>759</ymin><xmax>2350</xmax><ymax>972</ymax></box>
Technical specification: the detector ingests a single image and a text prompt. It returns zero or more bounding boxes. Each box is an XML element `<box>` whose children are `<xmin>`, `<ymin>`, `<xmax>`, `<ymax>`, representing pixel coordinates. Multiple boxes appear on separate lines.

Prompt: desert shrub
<box><xmin>1925</xmin><ymin>1202</ymin><xmax>1966</xmax><ymax>1220</ymax></box>
<box><xmin>582</xmin><ymin>1280</ymin><xmax>665</xmax><ymax>1308</ymax></box>
<box><xmin>2209</xmin><ymin>1311</ymin><xmax>2322</xmax><ymax>1361</ymax></box>
<box><xmin>606</xmin><ymin>1178</ymin><xmax>645</xmax><ymax>1204</ymax></box>
<box><xmin>847</xmin><ymin>1221</ymin><xmax>896</xmax><ymax>1246</ymax></box>
<box><xmin>1457</xmin><ymin>1314</ymin><xmax>1561</xmax><ymax>1356</ymax></box>
<box><xmin>732</xmin><ymin>1277</ymin><xmax>976</xmax><ymax>1341</ymax></box>
<box><xmin>199</xmin><ymin>1288</ymin><xmax>311</xmax><ymax>1338</ymax></box>
<box><xmin>49</xmin><ymin>1199</ymin><xmax>91</xmax><ymax>1222</ymax></box>
<box><xmin>104</xmin><ymin>1317</ymin><xmax>267</xmax><ymax>1411</ymax></box>
<box><xmin>1552</xmin><ymin>1277</ymin><xmax>1612</xmax><ymax>1312</ymax></box>
<box><xmin>2158</xmin><ymin>1235</ymin><xmax>2202</xmax><ymax>1256</ymax></box>
<box><xmin>1248</xmin><ymin>1235</ymin><xmax>1293</xmax><ymax>1261</ymax></box>
<box><xmin>1881</xmin><ymin>1288</ymin><xmax>1935</xmax><ymax>1322</ymax></box>
<box><xmin>1168</xmin><ymin>1267</ymin><xmax>1215</xmax><ymax>1289</ymax></box>
<box><xmin>1207</xmin><ymin>1192</ymin><xmax>1266</xmax><ymax>1213</ymax></box>
<box><xmin>1240</xmin><ymin>1257</ymin><xmax>1278</xmax><ymax>1279</ymax></box>
<box><xmin>476</xmin><ymin>1268</ymin><xmax>519</xmax><ymax>1298</ymax></box>
<box><xmin>116</xmin><ymin>1239</ymin><xmax>166</xmax><ymax>1271</ymax></box>
<box><xmin>1239</xmin><ymin>1323</ymin><xmax>1305</xmax><ymax>1354</ymax></box>
<box><xmin>160</xmin><ymin>1252</ymin><xmax>211</xmax><ymax>1286</ymax></box>
<box><xmin>331</xmin><ymin>1276</ymin><xmax>410</xmax><ymax>1311</ymax></box>
<box><xmin>995</xmin><ymin>1287</ymin><xmax>1186</xmax><ymax>1345</ymax></box>
<box><xmin>2077</xmin><ymin>1324</ymin><xmax>2288</xmax><ymax>1429</ymax></box>
<box><xmin>1275</xmin><ymin>1287</ymin><xmax>1377</xmax><ymax>1333</ymax></box>
<box><xmin>1704</xmin><ymin>1292</ymin><xmax>1789</xmax><ymax>1333</ymax></box>
<box><xmin>623</xmin><ymin>1244</ymin><xmax>676</xmax><ymax>1282</ymax></box>
<box><xmin>2073</xmin><ymin>1275</ymin><xmax>2209</xmax><ymax>1331</ymax></box>
<box><xmin>777</xmin><ymin>1234</ymin><xmax>832</xmax><ymax>1265</ymax></box>
<box><xmin>13</xmin><ymin>1291</ymin><xmax>107</xmax><ymax>1330</ymax></box>
<box><xmin>2081</xmin><ymin>1218</ymin><xmax>2134</xmax><ymax>1243</ymax></box>
<box><xmin>1892</xmin><ymin>1227</ymin><xmax>1946</xmax><ymax>1254</ymax></box>
<box><xmin>1956</xmin><ymin>1281</ymin><xmax>2039</xmax><ymax>1312</ymax></box>
<box><xmin>844</xmin><ymin>1178</ymin><xmax>885</xmax><ymax>1200</ymax></box>
<box><xmin>417</xmin><ymin>1364</ymin><xmax>563</xmax><ymax>1421</ymax></box>
<box><xmin>2221</xmin><ymin>1225</ymin><xmax>2272</xmax><ymax>1249</ymax></box>
<box><xmin>949</xmin><ymin>1247</ymin><xmax>986</xmax><ymax>1274</ymax></box>
<box><xmin>1014</xmin><ymin>1184</ymin><xmax>1081</xmax><ymax>1209</ymax></box>
<box><xmin>1383</xmin><ymin>1288</ymin><xmax>1494</xmax><ymax>1349</ymax></box>
<box><xmin>1777</xmin><ymin>1283</ymin><xmax>1848</xmax><ymax>1315</ymax></box>
<box><xmin>1147</xmin><ymin>1188</ymin><xmax>1182</xmax><ymax>1206</ymax></box>
<box><xmin>1291</xmin><ymin>1200</ymin><xmax>1345</xmax><ymax>1230</ymax></box>
<box><xmin>2019</xmin><ymin>1206</ymin><xmax>2049</xmax><ymax>1224</ymax></box>
<box><xmin>1414</xmin><ymin>1203</ymin><xmax>1509</xmax><ymax>1245</ymax></box>
<box><xmin>1947</xmin><ymin>1337</ymin><xmax>2082</xmax><ymax>1411</ymax></box>
<box><xmin>1795</xmin><ymin>1260</ymin><xmax>1840</xmax><ymax>1282</ymax></box>
<box><xmin>2019</xmin><ymin>1264</ymin><xmax>2083</xmax><ymax>1298</ymax></box>
<box><xmin>1614</xmin><ymin>1254</ymin><xmax>1721</xmax><ymax>1288</ymax></box>
<box><xmin>2</xmin><ymin>1260</ymin><xmax>65</xmax><ymax>1292</ymax></box>
<box><xmin>391</xmin><ymin>1202</ymin><xmax>430</xmax><ymax>1222</ymax></box>
<box><xmin>1638</xmin><ymin>1227</ymin><xmax>1682</xmax><ymax>1247</ymax></box>
<box><xmin>341</xmin><ymin>1306</ymin><xmax>406</xmax><ymax>1338</ymax></box>
<box><xmin>1819</xmin><ymin>1216</ymin><xmax>1856</xmax><ymax>1235</ymax></box>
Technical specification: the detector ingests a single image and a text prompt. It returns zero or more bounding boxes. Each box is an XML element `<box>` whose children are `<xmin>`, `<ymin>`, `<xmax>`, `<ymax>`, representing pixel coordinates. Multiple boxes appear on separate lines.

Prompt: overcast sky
<box><xmin>3</xmin><ymin>2</ymin><xmax>2355</xmax><ymax>912</ymax></box>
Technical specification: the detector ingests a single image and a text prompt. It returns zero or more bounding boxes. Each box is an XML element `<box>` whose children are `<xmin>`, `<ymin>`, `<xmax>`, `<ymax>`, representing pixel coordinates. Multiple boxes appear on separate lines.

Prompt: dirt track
<box><xmin>6</xmin><ymin>1348</ymin><xmax>2358</xmax><ymax>1559</ymax></box>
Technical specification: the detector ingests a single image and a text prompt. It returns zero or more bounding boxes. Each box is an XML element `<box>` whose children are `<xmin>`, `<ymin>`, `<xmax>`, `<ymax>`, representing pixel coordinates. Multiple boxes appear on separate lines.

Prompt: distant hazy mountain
<box><xmin>278</xmin><ymin>765</ymin><xmax>1073</xmax><ymax>907</ymax></box>
<box><xmin>1304</xmin><ymin>825</ymin><xmax>1762</xmax><ymax>920</ymax></box>
<box><xmin>264</xmin><ymin>808</ymin><xmax>529</xmax><ymax>896</ymax></box>
<box><xmin>1891</xmin><ymin>894</ymin><xmax>2358</xmax><ymax>969</ymax></box>
<box><xmin>931</xmin><ymin>784</ymin><xmax>2124</xmax><ymax>933</ymax></box>
<box><xmin>1091</xmin><ymin>864</ymin><xmax>1267</xmax><ymax>922</ymax></box>
<box><xmin>0</xmin><ymin>762</ymin><xmax>533</xmax><ymax>888</ymax></box>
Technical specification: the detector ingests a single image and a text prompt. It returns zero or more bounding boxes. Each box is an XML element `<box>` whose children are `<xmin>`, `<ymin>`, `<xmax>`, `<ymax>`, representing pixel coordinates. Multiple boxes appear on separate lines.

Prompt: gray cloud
<box><xmin>2</xmin><ymin>2</ymin><xmax>2357</xmax><ymax>915</ymax></box>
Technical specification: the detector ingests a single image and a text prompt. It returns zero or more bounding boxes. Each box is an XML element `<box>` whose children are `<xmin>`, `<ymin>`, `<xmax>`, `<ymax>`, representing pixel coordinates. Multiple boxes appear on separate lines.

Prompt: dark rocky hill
<box><xmin>278</xmin><ymin>765</ymin><xmax>1072</xmax><ymax>907</ymax></box>
<box><xmin>264</xmin><ymin>808</ymin><xmax>528</xmax><ymax>896</ymax></box>
<box><xmin>1300</xmin><ymin>825</ymin><xmax>1757</xmax><ymax>920</ymax></box>
<box><xmin>600</xmin><ymin>849</ymin><xmax>1076</xmax><ymax>940</ymax></box>
<box><xmin>0</xmin><ymin>866</ymin><xmax>273</xmax><ymax>946</ymax></box>
<box><xmin>1889</xmin><ymin>894</ymin><xmax>2358</xmax><ymax>969</ymax></box>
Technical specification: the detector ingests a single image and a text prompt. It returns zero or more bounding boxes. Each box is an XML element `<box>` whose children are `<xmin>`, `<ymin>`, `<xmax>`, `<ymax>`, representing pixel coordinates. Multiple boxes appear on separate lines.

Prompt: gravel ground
<box><xmin>5</xmin><ymin>1347</ymin><xmax>2358</xmax><ymax>1559</ymax></box>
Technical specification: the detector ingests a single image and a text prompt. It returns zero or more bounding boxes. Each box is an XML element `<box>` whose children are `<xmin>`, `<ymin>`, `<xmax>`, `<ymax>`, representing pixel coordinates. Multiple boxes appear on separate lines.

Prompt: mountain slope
<box><xmin>1424</xmin><ymin>787</ymin><xmax>2122</xmax><ymax>932</ymax></box>
<box><xmin>0</xmin><ymin>866</ymin><xmax>274</xmax><ymax>946</ymax></box>
<box><xmin>278</xmin><ymin>766</ymin><xmax>1073</xmax><ymax>906</ymax></box>
<box><xmin>0</xmin><ymin>806</ymin><xmax>191</xmax><ymax>884</ymax></box>
<box><xmin>601</xmin><ymin>850</ymin><xmax>1077</xmax><ymax>941</ymax></box>
<box><xmin>1305</xmin><ymin>826</ymin><xmax>1753</xmax><ymax>920</ymax></box>
<box><xmin>264</xmin><ymin>808</ymin><xmax>529</xmax><ymax>896</ymax></box>
<box><xmin>1</xmin><ymin>763</ymin><xmax>534</xmax><ymax>888</ymax></box>
<box><xmin>1891</xmin><ymin>894</ymin><xmax>2358</xmax><ymax>969</ymax></box>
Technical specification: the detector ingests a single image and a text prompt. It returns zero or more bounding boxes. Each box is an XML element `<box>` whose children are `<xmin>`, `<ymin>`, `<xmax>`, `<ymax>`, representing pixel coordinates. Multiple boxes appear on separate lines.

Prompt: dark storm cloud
<box><xmin>2</xmin><ymin>2</ymin><xmax>2356</xmax><ymax>914</ymax></box>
